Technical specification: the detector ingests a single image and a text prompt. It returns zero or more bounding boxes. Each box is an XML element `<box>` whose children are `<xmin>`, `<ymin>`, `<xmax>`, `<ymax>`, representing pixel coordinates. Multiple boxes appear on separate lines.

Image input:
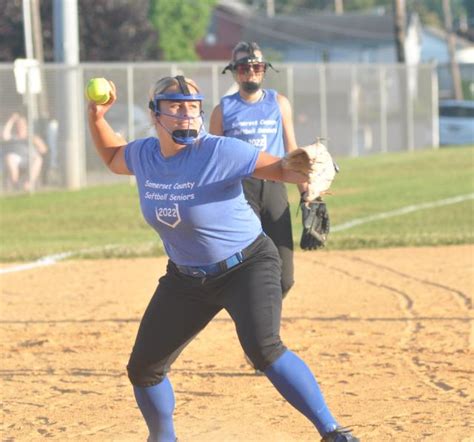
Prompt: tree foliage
<box><xmin>79</xmin><ymin>0</ymin><xmax>160</xmax><ymax>61</ymax></box>
<box><xmin>407</xmin><ymin>0</ymin><xmax>467</xmax><ymax>28</ymax></box>
<box><xmin>0</xmin><ymin>0</ymin><xmax>26</xmax><ymax>61</ymax></box>
<box><xmin>0</xmin><ymin>0</ymin><xmax>160</xmax><ymax>62</ymax></box>
<box><xmin>148</xmin><ymin>0</ymin><xmax>217</xmax><ymax>61</ymax></box>
<box><xmin>463</xmin><ymin>0</ymin><xmax>474</xmax><ymax>21</ymax></box>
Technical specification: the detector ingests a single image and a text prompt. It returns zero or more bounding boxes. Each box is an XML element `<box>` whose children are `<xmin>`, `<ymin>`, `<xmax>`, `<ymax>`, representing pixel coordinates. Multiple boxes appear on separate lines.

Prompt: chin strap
<box><xmin>155</xmin><ymin>112</ymin><xmax>205</xmax><ymax>145</ymax></box>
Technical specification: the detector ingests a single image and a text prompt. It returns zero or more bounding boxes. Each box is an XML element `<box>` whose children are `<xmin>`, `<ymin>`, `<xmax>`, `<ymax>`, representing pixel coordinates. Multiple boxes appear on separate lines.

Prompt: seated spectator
<box><xmin>1</xmin><ymin>112</ymin><xmax>48</xmax><ymax>191</ymax></box>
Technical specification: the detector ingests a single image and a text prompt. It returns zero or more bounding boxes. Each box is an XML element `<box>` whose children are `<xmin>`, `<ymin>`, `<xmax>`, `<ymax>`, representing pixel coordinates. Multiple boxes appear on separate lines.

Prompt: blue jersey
<box><xmin>220</xmin><ymin>89</ymin><xmax>285</xmax><ymax>157</ymax></box>
<box><xmin>124</xmin><ymin>134</ymin><xmax>262</xmax><ymax>266</ymax></box>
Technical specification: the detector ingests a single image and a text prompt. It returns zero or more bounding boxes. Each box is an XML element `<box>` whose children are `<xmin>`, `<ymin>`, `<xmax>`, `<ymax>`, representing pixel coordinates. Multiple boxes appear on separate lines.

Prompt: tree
<box><xmin>0</xmin><ymin>0</ymin><xmax>25</xmax><ymax>61</ymax></box>
<box><xmin>460</xmin><ymin>0</ymin><xmax>474</xmax><ymax>41</ymax></box>
<box><xmin>149</xmin><ymin>0</ymin><xmax>217</xmax><ymax>61</ymax></box>
<box><xmin>463</xmin><ymin>0</ymin><xmax>474</xmax><ymax>21</ymax></box>
<box><xmin>79</xmin><ymin>0</ymin><xmax>160</xmax><ymax>61</ymax></box>
<box><xmin>0</xmin><ymin>0</ymin><xmax>161</xmax><ymax>62</ymax></box>
<box><xmin>393</xmin><ymin>0</ymin><xmax>406</xmax><ymax>63</ymax></box>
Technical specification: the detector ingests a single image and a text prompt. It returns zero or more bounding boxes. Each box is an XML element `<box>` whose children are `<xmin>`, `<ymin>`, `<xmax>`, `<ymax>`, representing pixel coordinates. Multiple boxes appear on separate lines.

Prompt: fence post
<box><xmin>351</xmin><ymin>65</ymin><xmax>359</xmax><ymax>157</ymax></box>
<box><xmin>406</xmin><ymin>66</ymin><xmax>415</xmax><ymax>151</ymax></box>
<box><xmin>26</xmin><ymin>68</ymin><xmax>34</xmax><ymax>194</ymax></box>
<box><xmin>379</xmin><ymin>66</ymin><xmax>388</xmax><ymax>153</ymax></box>
<box><xmin>319</xmin><ymin>64</ymin><xmax>328</xmax><ymax>141</ymax></box>
<box><xmin>127</xmin><ymin>64</ymin><xmax>135</xmax><ymax>141</ymax></box>
<box><xmin>431</xmin><ymin>64</ymin><xmax>440</xmax><ymax>149</ymax></box>
<box><xmin>60</xmin><ymin>65</ymin><xmax>82</xmax><ymax>189</ymax></box>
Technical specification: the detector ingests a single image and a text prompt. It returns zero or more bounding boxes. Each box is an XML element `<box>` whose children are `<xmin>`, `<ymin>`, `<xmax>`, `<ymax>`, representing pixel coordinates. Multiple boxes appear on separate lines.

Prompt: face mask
<box><xmin>171</xmin><ymin>128</ymin><xmax>199</xmax><ymax>144</ymax></box>
<box><xmin>241</xmin><ymin>81</ymin><xmax>261</xmax><ymax>93</ymax></box>
<box><xmin>149</xmin><ymin>80</ymin><xmax>205</xmax><ymax>145</ymax></box>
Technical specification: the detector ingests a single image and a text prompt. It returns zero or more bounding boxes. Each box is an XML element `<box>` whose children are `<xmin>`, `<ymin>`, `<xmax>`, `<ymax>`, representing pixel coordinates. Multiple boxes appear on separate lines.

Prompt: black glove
<box><xmin>300</xmin><ymin>195</ymin><xmax>330</xmax><ymax>250</ymax></box>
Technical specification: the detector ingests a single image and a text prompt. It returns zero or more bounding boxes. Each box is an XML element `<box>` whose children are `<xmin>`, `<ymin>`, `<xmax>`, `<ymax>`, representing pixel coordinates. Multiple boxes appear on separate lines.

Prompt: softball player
<box><xmin>210</xmin><ymin>41</ymin><xmax>301</xmax><ymax>298</ymax></box>
<box><xmin>87</xmin><ymin>75</ymin><xmax>359</xmax><ymax>442</ymax></box>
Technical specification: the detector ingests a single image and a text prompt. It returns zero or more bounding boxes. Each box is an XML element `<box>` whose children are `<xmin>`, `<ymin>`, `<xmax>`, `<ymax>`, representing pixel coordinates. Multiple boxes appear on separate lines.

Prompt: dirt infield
<box><xmin>1</xmin><ymin>245</ymin><xmax>473</xmax><ymax>441</ymax></box>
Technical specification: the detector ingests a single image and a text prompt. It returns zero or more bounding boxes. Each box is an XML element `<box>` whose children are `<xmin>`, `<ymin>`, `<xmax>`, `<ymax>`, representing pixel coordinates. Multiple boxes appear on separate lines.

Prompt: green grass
<box><xmin>0</xmin><ymin>184</ymin><xmax>158</xmax><ymax>261</ymax></box>
<box><xmin>1</xmin><ymin>146</ymin><xmax>473</xmax><ymax>262</ymax></box>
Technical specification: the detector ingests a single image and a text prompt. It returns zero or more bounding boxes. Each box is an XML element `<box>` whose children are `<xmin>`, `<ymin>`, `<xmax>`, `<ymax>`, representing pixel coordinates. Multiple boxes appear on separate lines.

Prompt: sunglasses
<box><xmin>235</xmin><ymin>63</ymin><xmax>267</xmax><ymax>74</ymax></box>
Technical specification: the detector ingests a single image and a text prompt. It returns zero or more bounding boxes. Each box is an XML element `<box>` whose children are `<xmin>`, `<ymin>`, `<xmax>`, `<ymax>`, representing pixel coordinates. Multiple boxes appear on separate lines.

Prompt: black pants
<box><xmin>127</xmin><ymin>234</ymin><xmax>287</xmax><ymax>387</ymax></box>
<box><xmin>243</xmin><ymin>178</ymin><xmax>294</xmax><ymax>297</ymax></box>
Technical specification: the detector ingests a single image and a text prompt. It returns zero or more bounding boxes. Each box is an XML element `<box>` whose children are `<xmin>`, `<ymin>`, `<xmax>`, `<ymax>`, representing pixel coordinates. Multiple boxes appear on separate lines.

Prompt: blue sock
<box><xmin>133</xmin><ymin>377</ymin><xmax>176</xmax><ymax>442</ymax></box>
<box><xmin>264</xmin><ymin>350</ymin><xmax>339</xmax><ymax>435</ymax></box>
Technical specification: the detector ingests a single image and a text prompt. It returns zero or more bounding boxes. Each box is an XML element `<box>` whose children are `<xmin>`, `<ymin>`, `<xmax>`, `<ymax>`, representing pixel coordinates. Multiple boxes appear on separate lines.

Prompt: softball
<box><xmin>85</xmin><ymin>78</ymin><xmax>111</xmax><ymax>104</ymax></box>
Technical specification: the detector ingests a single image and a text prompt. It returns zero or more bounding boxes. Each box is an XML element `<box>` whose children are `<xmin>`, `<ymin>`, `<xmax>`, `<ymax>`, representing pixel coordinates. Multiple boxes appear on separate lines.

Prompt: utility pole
<box><xmin>266</xmin><ymin>0</ymin><xmax>274</xmax><ymax>17</ymax></box>
<box><xmin>21</xmin><ymin>0</ymin><xmax>39</xmax><ymax>192</ymax></box>
<box><xmin>31</xmin><ymin>0</ymin><xmax>48</xmax><ymax>117</ymax></box>
<box><xmin>442</xmin><ymin>0</ymin><xmax>463</xmax><ymax>99</ymax></box>
<box><xmin>335</xmin><ymin>0</ymin><xmax>344</xmax><ymax>15</ymax></box>
<box><xmin>53</xmin><ymin>0</ymin><xmax>83</xmax><ymax>189</ymax></box>
<box><xmin>392</xmin><ymin>0</ymin><xmax>414</xmax><ymax>150</ymax></box>
<box><xmin>22</xmin><ymin>0</ymin><xmax>34</xmax><ymax>59</ymax></box>
<box><xmin>393</xmin><ymin>0</ymin><xmax>406</xmax><ymax>62</ymax></box>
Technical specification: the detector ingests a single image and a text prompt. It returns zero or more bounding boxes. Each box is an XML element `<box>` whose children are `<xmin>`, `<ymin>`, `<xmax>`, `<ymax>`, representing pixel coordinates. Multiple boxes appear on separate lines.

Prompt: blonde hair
<box><xmin>149</xmin><ymin>76</ymin><xmax>200</xmax><ymax>100</ymax></box>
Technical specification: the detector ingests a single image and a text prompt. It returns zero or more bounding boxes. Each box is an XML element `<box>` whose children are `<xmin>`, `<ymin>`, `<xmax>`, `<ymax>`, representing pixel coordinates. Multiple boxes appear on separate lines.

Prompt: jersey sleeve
<box><xmin>124</xmin><ymin>137</ymin><xmax>154</xmax><ymax>175</ymax></box>
<box><xmin>124</xmin><ymin>141</ymin><xmax>137</xmax><ymax>175</ymax></box>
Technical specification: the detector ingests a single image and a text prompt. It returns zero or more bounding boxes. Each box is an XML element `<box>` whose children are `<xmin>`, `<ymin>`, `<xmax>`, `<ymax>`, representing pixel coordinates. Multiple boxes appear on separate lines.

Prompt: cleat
<box><xmin>321</xmin><ymin>427</ymin><xmax>360</xmax><ymax>442</ymax></box>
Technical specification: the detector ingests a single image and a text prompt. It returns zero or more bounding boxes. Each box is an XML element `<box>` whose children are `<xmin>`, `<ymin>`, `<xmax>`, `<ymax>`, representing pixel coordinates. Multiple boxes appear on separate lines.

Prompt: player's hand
<box><xmin>87</xmin><ymin>80</ymin><xmax>117</xmax><ymax>120</ymax></box>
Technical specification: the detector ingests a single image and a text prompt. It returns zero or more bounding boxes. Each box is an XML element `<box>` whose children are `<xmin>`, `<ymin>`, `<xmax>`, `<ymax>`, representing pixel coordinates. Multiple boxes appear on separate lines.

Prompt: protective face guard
<box><xmin>148</xmin><ymin>75</ymin><xmax>205</xmax><ymax>145</ymax></box>
<box><xmin>221</xmin><ymin>55</ymin><xmax>277</xmax><ymax>74</ymax></box>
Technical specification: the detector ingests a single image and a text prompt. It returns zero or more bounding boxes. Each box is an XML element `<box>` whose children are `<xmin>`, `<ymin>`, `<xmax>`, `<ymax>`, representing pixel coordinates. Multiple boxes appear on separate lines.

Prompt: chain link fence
<box><xmin>0</xmin><ymin>62</ymin><xmax>438</xmax><ymax>193</ymax></box>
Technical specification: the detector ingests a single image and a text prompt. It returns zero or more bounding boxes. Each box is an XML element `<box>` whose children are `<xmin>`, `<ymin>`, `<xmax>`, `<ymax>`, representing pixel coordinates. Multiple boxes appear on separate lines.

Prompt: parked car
<box><xmin>439</xmin><ymin>100</ymin><xmax>474</xmax><ymax>146</ymax></box>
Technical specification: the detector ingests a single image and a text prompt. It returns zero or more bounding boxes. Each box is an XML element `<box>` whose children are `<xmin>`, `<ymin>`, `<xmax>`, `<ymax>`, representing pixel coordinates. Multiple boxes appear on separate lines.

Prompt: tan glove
<box><xmin>283</xmin><ymin>140</ymin><xmax>337</xmax><ymax>200</ymax></box>
<box><xmin>306</xmin><ymin>141</ymin><xmax>337</xmax><ymax>200</ymax></box>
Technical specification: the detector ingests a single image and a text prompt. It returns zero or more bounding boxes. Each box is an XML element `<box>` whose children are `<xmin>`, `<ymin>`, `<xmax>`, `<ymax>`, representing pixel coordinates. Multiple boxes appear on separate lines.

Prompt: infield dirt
<box><xmin>1</xmin><ymin>245</ymin><xmax>472</xmax><ymax>441</ymax></box>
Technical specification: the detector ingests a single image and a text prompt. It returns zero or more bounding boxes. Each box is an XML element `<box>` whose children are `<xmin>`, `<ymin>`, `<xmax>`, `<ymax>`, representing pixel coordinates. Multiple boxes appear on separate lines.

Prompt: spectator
<box><xmin>1</xmin><ymin>112</ymin><xmax>48</xmax><ymax>191</ymax></box>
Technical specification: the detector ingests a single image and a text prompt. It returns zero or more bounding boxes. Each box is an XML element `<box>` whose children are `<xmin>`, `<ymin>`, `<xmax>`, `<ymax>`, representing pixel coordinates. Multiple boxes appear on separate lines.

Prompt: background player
<box><xmin>210</xmin><ymin>41</ymin><xmax>302</xmax><ymax>299</ymax></box>
<box><xmin>87</xmin><ymin>75</ymin><xmax>359</xmax><ymax>442</ymax></box>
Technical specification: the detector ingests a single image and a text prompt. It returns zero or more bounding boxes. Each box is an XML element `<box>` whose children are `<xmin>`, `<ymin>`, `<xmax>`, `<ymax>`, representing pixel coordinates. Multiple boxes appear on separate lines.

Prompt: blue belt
<box><xmin>175</xmin><ymin>234</ymin><xmax>264</xmax><ymax>278</ymax></box>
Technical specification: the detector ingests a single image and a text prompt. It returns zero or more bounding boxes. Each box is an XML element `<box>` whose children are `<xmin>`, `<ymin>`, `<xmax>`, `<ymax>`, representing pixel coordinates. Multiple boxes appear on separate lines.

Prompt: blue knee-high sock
<box><xmin>133</xmin><ymin>377</ymin><xmax>176</xmax><ymax>442</ymax></box>
<box><xmin>264</xmin><ymin>350</ymin><xmax>339</xmax><ymax>435</ymax></box>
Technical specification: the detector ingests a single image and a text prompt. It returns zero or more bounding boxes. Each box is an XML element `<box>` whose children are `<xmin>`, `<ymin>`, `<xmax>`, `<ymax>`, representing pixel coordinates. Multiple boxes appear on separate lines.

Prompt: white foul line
<box><xmin>0</xmin><ymin>251</ymin><xmax>74</xmax><ymax>275</ymax></box>
<box><xmin>0</xmin><ymin>244</ymin><xmax>129</xmax><ymax>275</ymax></box>
<box><xmin>332</xmin><ymin>193</ymin><xmax>474</xmax><ymax>233</ymax></box>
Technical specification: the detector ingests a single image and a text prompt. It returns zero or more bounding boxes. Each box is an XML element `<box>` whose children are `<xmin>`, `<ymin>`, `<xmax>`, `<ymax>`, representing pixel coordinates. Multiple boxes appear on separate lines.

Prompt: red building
<box><xmin>196</xmin><ymin>1</ymin><xmax>248</xmax><ymax>60</ymax></box>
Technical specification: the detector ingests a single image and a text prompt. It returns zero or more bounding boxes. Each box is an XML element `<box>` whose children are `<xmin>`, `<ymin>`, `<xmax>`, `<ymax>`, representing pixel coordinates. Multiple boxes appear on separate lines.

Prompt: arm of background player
<box><xmin>209</xmin><ymin>104</ymin><xmax>224</xmax><ymax>136</ymax></box>
<box><xmin>277</xmin><ymin>93</ymin><xmax>307</xmax><ymax>194</ymax></box>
